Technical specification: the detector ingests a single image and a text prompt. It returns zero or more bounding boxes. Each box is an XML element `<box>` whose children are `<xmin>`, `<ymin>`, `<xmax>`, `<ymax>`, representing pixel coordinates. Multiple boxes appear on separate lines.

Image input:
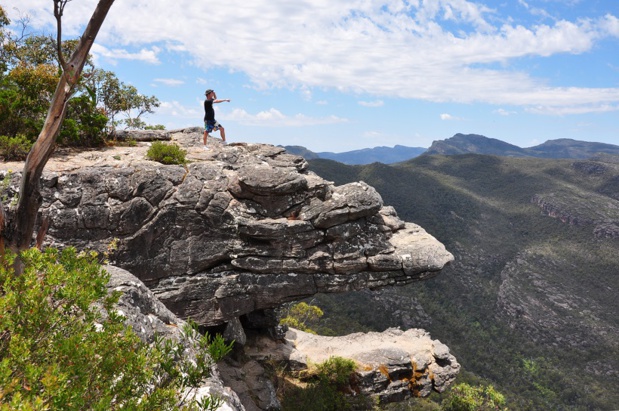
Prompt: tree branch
<box><xmin>53</xmin><ymin>0</ymin><xmax>68</xmax><ymax>70</ymax></box>
<box><xmin>9</xmin><ymin>0</ymin><xmax>116</xmax><ymax>253</ymax></box>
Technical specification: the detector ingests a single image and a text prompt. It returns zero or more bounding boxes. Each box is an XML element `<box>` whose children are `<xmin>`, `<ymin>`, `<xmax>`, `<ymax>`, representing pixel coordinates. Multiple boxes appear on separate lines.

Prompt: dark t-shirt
<box><xmin>204</xmin><ymin>99</ymin><xmax>215</xmax><ymax>122</ymax></box>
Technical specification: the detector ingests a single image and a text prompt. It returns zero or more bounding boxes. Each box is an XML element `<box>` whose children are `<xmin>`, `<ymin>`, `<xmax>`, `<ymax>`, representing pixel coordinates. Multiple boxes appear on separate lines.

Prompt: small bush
<box><xmin>440</xmin><ymin>383</ymin><xmax>507</xmax><ymax>411</ymax></box>
<box><xmin>146</xmin><ymin>141</ymin><xmax>187</xmax><ymax>165</ymax></box>
<box><xmin>280</xmin><ymin>356</ymin><xmax>372</xmax><ymax>411</ymax></box>
<box><xmin>0</xmin><ymin>247</ymin><xmax>230</xmax><ymax>410</ymax></box>
<box><xmin>0</xmin><ymin>134</ymin><xmax>32</xmax><ymax>161</ymax></box>
<box><xmin>279</xmin><ymin>302</ymin><xmax>324</xmax><ymax>334</ymax></box>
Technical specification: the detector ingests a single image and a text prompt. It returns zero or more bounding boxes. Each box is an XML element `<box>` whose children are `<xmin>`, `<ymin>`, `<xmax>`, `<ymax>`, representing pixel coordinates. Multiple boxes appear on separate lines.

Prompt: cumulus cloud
<box><xmin>440</xmin><ymin>113</ymin><xmax>463</xmax><ymax>121</ymax></box>
<box><xmin>157</xmin><ymin>101</ymin><xmax>200</xmax><ymax>118</ymax></box>
<box><xmin>90</xmin><ymin>44</ymin><xmax>160</xmax><ymax>65</ymax></box>
<box><xmin>10</xmin><ymin>0</ymin><xmax>619</xmax><ymax>114</ymax></box>
<box><xmin>153</xmin><ymin>78</ymin><xmax>185</xmax><ymax>87</ymax></box>
<box><xmin>494</xmin><ymin>108</ymin><xmax>516</xmax><ymax>116</ymax></box>
<box><xmin>224</xmin><ymin>108</ymin><xmax>348</xmax><ymax>127</ymax></box>
<box><xmin>358</xmin><ymin>100</ymin><xmax>384</xmax><ymax>107</ymax></box>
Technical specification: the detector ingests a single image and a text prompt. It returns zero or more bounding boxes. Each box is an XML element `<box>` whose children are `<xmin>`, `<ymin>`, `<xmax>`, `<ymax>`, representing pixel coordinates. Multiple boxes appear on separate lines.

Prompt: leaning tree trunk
<box><xmin>7</xmin><ymin>0</ymin><xmax>115</xmax><ymax>253</ymax></box>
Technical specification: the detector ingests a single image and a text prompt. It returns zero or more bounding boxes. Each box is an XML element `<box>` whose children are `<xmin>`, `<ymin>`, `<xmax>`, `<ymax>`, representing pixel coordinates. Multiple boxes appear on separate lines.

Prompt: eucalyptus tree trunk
<box><xmin>6</xmin><ymin>0</ymin><xmax>115</xmax><ymax>252</ymax></box>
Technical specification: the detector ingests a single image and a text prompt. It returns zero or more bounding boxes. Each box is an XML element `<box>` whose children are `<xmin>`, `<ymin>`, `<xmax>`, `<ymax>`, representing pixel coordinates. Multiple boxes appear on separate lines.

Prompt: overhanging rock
<box><xmin>6</xmin><ymin>132</ymin><xmax>453</xmax><ymax>327</ymax></box>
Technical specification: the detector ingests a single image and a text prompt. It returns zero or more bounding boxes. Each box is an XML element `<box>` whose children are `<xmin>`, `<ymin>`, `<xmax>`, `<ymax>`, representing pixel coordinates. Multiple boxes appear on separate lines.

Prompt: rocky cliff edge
<box><xmin>0</xmin><ymin>128</ymin><xmax>453</xmax><ymax>329</ymax></box>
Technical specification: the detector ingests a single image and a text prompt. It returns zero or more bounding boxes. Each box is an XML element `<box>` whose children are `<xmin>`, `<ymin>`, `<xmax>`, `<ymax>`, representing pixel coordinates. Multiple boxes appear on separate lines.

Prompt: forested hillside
<box><xmin>307</xmin><ymin>154</ymin><xmax>619</xmax><ymax>410</ymax></box>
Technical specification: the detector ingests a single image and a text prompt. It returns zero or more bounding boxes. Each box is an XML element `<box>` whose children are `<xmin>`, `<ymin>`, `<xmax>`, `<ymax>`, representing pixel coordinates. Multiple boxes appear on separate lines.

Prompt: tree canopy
<box><xmin>0</xmin><ymin>4</ymin><xmax>160</xmax><ymax>149</ymax></box>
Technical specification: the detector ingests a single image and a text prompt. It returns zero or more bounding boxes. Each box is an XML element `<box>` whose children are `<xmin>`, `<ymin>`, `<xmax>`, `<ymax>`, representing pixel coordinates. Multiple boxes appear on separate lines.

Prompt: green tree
<box><xmin>280</xmin><ymin>302</ymin><xmax>324</xmax><ymax>334</ymax></box>
<box><xmin>0</xmin><ymin>0</ymin><xmax>116</xmax><ymax>255</ymax></box>
<box><xmin>86</xmin><ymin>68</ymin><xmax>159</xmax><ymax>132</ymax></box>
<box><xmin>0</xmin><ymin>247</ymin><xmax>232</xmax><ymax>410</ymax></box>
<box><xmin>440</xmin><ymin>383</ymin><xmax>507</xmax><ymax>411</ymax></box>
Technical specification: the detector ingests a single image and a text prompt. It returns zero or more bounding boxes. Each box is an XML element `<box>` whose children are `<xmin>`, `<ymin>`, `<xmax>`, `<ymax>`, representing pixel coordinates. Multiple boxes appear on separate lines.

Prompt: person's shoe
<box><xmin>203</xmin><ymin>145</ymin><xmax>210</xmax><ymax>150</ymax></box>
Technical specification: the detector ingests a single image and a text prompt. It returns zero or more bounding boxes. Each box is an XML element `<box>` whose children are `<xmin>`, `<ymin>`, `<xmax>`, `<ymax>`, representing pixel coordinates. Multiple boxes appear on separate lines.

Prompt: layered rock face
<box><xmin>240</xmin><ymin>328</ymin><xmax>460</xmax><ymax>405</ymax></box>
<box><xmin>0</xmin><ymin>130</ymin><xmax>457</xmax><ymax>409</ymax></box>
<box><xmin>105</xmin><ymin>265</ymin><xmax>244</xmax><ymax>411</ymax></box>
<box><xmin>12</xmin><ymin>131</ymin><xmax>454</xmax><ymax>328</ymax></box>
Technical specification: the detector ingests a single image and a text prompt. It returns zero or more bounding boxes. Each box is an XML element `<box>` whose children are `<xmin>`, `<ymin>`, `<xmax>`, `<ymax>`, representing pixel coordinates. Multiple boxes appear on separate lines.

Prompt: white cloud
<box><xmin>525</xmin><ymin>103</ymin><xmax>619</xmax><ymax>116</ymax></box>
<box><xmin>90</xmin><ymin>44</ymin><xmax>160</xmax><ymax>65</ymax></box>
<box><xmin>494</xmin><ymin>108</ymin><xmax>516</xmax><ymax>116</ymax></box>
<box><xmin>224</xmin><ymin>108</ymin><xmax>348</xmax><ymax>127</ymax></box>
<box><xmin>157</xmin><ymin>101</ymin><xmax>200</xmax><ymax>118</ymax></box>
<box><xmin>10</xmin><ymin>0</ymin><xmax>619</xmax><ymax>114</ymax></box>
<box><xmin>440</xmin><ymin>113</ymin><xmax>463</xmax><ymax>120</ymax></box>
<box><xmin>153</xmin><ymin>78</ymin><xmax>185</xmax><ymax>87</ymax></box>
<box><xmin>358</xmin><ymin>100</ymin><xmax>384</xmax><ymax>107</ymax></box>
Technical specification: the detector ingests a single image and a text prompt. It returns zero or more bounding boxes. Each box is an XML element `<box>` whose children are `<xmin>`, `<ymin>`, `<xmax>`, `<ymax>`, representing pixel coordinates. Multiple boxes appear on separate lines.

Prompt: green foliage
<box><xmin>0</xmin><ymin>247</ymin><xmax>228</xmax><ymax>410</ymax></box>
<box><xmin>308</xmin><ymin>154</ymin><xmax>619</xmax><ymax>410</ymax></box>
<box><xmin>280</xmin><ymin>302</ymin><xmax>324</xmax><ymax>334</ymax></box>
<box><xmin>440</xmin><ymin>383</ymin><xmax>506</xmax><ymax>411</ymax></box>
<box><xmin>85</xmin><ymin>69</ymin><xmax>160</xmax><ymax>132</ymax></box>
<box><xmin>314</xmin><ymin>356</ymin><xmax>357</xmax><ymax>387</ymax></box>
<box><xmin>58</xmin><ymin>95</ymin><xmax>108</xmax><ymax>146</ymax></box>
<box><xmin>147</xmin><ymin>141</ymin><xmax>187</xmax><ymax>165</ymax></box>
<box><xmin>0</xmin><ymin>134</ymin><xmax>32</xmax><ymax>161</ymax></box>
<box><xmin>280</xmin><ymin>356</ymin><xmax>372</xmax><ymax>411</ymax></box>
<box><xmin>0</xmin><ymin>12</ymin><xmax>158</xmax><ymax>146</ymax></box>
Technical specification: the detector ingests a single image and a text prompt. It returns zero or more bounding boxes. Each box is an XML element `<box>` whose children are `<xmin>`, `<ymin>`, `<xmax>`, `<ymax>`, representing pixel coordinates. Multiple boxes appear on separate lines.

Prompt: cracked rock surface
<box><xmin>1</xmin><ymin>128</ymin><xmax>453</xmax><ymax>327</ymax></box>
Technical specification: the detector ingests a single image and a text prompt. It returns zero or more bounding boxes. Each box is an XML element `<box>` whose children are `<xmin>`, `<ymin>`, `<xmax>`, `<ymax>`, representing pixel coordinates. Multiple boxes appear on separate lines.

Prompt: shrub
<box><xmin>0</xmin><ymin>247</ymin><xmax>230</xmax><ymax>410</ymax></box>
<box><xmin>280</xmin><ymin>356</ymin><xmax>373</xmax><ymax>411</ymax></box>
<box><xmin>147</xmin><ymin>141</ymin><xmax>187</xmax><ymax>165</ymax></box>
<box><xmin>0</xmin><ymin>134</ymin><xmax>33</xmax><ymax>161</ymax></box>
<box><xmin>57</xmin><ymin>95</ymin><xmax>108</xmax><ymax>147</ymax></box>
<box><xmin>279</xmin><ymin>302</ymin><xmax>324</xmax><ymax>334</ymax></box>
<box><xmin>440</xmin><ymin>383</ymin><xmax>507</xmax><ymax>411</ymax></box>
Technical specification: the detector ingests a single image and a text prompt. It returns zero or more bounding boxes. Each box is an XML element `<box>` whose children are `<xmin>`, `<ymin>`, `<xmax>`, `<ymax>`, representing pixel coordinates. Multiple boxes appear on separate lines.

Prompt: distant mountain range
<box><xmin>425</xmin><ymin>133</ymin><xmax>619</xmax><ymax>158</ymax></box>
<box><xmin>306</xmin><ymin>153</ymin><xmax>619</xmax><ymax>409</ymax></box>
<box><xmin>282</xmin><ymin>145</ymin><xmax>426</xmax><ymax>165</ymax></box>
<box><xmin>283</xmin><ymin>134</ymin><xmax>619</xmax><ymax>164</ymax></box>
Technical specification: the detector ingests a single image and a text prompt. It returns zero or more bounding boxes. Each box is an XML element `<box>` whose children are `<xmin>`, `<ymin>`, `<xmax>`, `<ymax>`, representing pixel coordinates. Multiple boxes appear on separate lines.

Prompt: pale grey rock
<box><xmin>105</xmin><ymin>265</ymin><xmax>245</xmax><ymax>411</ymax></box>
<box><xmin>240</xmin><ymin>327</ymin><xmax>460</xmax><ymax>405</ymax></box>
<box><xmin>6</xmin><ymin>133</ymin><xmax>453</xmax><ymax>329</ymax></box>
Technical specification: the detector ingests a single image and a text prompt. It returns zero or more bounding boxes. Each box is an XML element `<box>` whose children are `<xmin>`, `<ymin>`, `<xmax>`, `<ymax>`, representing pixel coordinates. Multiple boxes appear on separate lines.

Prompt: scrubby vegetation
<box><xmin>0</xmin><ymin>5</ymin><xmax>160</xmax><ymax>151</ymax></box>
<box><xmin>279</xmin><ymin>356</ymin><xmax>373</xmax><ymax>411</ymax></box>
<box><xmin>308</xmin><ymin>154</ymin><xmax>619</xmax><ymax>410</ymax></box>
<box><xmin>147</xmin><ymin>141</ymin><xmax>188</xmax><ymax>165</ymax></box>
<box><xmin>279</xmin><ymin>302</ymin><xmax>324</xmax><ymax>334</ymax></box>
<box><xmin>0</xmin><ymin>247</ymin><xmax>231</xmax><ymax>410</ymax></box>
<box><xmin>0</xmin><ymin>134</ymin><xmax>32</xmax><ymax>161</ymax></box>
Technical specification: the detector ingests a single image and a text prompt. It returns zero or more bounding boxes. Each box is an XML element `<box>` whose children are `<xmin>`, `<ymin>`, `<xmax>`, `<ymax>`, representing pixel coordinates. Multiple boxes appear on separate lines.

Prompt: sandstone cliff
<box><xmin>1</xmin><ymin>128</ymin><xmax>453</xmax><ymax>330</ymax></box>
<box><xmin>0</xmin><ymin>129</ymin><xmax>456</xmax><ymax>408</ymax></box>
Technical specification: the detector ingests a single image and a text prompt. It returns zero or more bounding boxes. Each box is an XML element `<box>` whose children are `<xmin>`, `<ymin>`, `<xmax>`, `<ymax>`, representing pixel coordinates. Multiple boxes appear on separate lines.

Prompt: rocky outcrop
<box><xmin>531</xmin><ymin>192</ymin><xmax>619</xmax><ymax>239</ymax></box>
<box><xmin>1</xmin><ymin>129</ymin><xmax>453</xmax><ymax>330</ymax></box>
<box><xmin>0</xmin><ymin>129</ymin><xmax>459</xmax><ymax>410</ymax></box>
<box><xmin>235</xmin><ymin>327</ymin><xmax>459</xmax><ymax>407</ymax></box>
<box><xmin>105</xmin><ymin>265</ymin><xmax>245</xmax><ymax>411</ymax></box>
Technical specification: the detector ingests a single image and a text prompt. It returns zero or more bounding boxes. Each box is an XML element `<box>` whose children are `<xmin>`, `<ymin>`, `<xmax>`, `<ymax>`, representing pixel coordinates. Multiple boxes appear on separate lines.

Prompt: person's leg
<box><xmin>219</xmin><ymin>126</ymin><xmax>226</xmax><ymax>142</ymax></box>
<box><xmin>204</xmin><ymin>121</ymin><xmax>213</xmax><ymax>145</ymax></box>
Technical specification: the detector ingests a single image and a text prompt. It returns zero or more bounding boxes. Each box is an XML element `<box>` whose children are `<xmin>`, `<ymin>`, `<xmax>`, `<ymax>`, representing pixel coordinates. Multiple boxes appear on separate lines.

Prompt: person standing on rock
<box><xmin>203</xmin><ymin>89</ymin><xmax>231</xmax><ymax>148</ymax></box>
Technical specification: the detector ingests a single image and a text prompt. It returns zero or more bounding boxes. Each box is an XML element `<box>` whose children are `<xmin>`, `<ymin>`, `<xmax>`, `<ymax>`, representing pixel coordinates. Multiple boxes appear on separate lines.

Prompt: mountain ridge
<box><xmin>306</xmin><ymin>153</ymin><xmax>619</xmax><ymax>410</ymax></box>
<box><xmin>425</xmin><ymin>133</ymin><xmax>619</xmax><ymax>158</ymax></box>
<box><xmin>285</xmin><ymin>134</ymin><xmax>619</xmax><ymax>165</ymax></box>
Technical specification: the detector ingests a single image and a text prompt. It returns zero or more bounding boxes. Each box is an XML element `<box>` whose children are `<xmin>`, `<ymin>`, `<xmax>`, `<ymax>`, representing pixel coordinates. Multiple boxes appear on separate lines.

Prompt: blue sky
<box><xmin>7</xmin><ymin>0</ymin><xmax>619</xmax><ymax>152</ymax></box>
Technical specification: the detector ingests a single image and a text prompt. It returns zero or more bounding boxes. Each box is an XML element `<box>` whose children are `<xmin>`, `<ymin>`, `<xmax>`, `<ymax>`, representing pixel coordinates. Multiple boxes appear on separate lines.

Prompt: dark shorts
<box><xmin>205</xmin><ymin>120</ymin><xmax>222</xmax><ymax>133</ymax></box>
